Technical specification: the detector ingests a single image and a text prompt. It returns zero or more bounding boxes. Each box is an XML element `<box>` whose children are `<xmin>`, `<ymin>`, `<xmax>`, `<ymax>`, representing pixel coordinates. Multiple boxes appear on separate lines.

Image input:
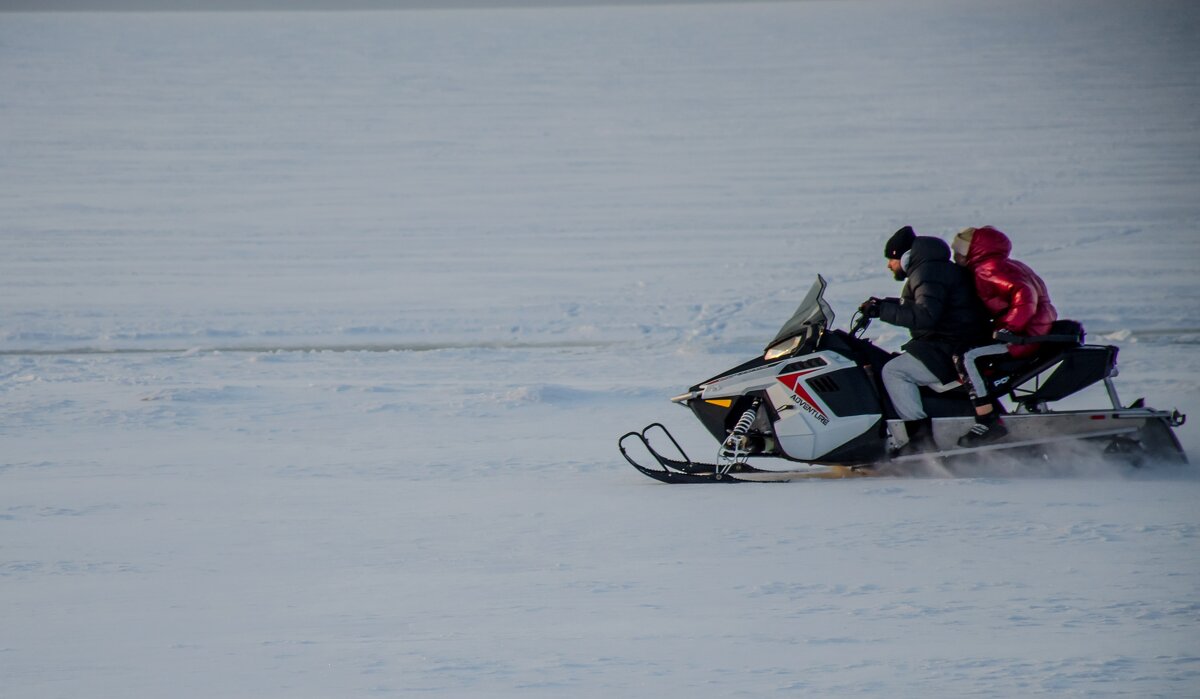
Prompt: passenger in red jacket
<box><xmin>951</xmin><ymin>226</ymin><xmax>1058</xmax><ymax>446</ymax></box>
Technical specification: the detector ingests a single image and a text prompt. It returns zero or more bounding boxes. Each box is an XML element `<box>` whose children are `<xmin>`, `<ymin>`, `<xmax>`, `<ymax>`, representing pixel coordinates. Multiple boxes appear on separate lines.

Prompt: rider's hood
<box><xmin>905</xmin><ymin>236</ymin><xmax>952</xmax><ymax>273</ymax></box>
<box><xmin>963</xmin><ymin>226</ymin><xmax>1012</xmax><ymax>267</ymax></box>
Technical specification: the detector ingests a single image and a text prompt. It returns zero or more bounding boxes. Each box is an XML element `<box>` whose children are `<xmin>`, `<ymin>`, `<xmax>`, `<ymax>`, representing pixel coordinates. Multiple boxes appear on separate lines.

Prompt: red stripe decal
<box><xmin>776</xmin><ymin>370</ymin><xmax>829</xmax><ymax>419</ymax></box>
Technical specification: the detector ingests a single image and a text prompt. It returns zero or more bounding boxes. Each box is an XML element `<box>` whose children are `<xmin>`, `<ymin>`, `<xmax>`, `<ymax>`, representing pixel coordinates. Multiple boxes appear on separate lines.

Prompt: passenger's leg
<box><xmin>960</xmin><ymin>343</ymin><xmax>1008</xmax><ymax>415</ymax></box>
<box><xmin>959</xmin><ymin>344</ymin><xmax>1012</xmax><ymax>446</ymax></box>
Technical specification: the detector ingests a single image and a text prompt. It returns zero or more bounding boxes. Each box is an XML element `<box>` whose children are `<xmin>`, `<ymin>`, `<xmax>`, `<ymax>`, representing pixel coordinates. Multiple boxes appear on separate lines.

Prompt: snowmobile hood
<box><xmin>905</xmin><ymin>236</ymin><xmax>952</xmax><ymax>273</ymax></box>
<box><xmin>964</xmin><ymin>226</ymin><xmax>1012</xmax><ymax>268</ymax></box>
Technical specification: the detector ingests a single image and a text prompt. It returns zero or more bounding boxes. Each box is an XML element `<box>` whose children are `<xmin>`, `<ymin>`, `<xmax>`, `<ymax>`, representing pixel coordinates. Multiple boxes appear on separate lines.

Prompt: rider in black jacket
<box><xmin>862</xmin><ymin>232</ymin><xmax>989</xmax><ymax>449</ymax></box>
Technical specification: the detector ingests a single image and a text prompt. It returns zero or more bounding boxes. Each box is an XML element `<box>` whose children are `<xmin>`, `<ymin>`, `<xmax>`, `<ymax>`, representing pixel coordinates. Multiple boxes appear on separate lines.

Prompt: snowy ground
<box><xmin>3</xmin><ymin>1</ymin><xmax>1200</xmax><ymax>696</ymax></box>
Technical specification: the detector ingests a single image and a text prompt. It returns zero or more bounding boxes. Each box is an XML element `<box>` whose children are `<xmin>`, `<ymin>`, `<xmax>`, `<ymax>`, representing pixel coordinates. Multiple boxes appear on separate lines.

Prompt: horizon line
<box><xmin>1</xmin><ymin>0</ymin><xmax>808</xmax><ymax>12</ymax></box>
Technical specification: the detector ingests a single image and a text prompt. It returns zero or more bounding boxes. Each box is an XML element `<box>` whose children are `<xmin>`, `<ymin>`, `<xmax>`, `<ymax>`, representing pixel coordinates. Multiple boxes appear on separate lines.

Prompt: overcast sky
<box><xmin>2</xmin><ymin>0</ymin><xmax>786</xmax><ymax>10</ymax></box>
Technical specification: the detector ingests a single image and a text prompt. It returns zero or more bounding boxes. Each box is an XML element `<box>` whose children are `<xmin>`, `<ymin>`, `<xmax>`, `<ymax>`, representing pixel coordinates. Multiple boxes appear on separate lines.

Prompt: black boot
<box><xmin>894</xmin><ymin>418</ymin><xmax>933</xmax><ymax>456</ymax></box>
<box><xmin>957</xmin><ymin>411</ymin><xmax>1008</xmax><ymax>448</ymax></box>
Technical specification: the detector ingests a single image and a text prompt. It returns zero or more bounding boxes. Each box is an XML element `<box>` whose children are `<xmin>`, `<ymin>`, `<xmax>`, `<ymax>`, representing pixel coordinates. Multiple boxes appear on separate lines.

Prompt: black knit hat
<box><xmin>884</xmin><ymin>225</ymin><xmax>916</xmax><ymax>260</ymax></box>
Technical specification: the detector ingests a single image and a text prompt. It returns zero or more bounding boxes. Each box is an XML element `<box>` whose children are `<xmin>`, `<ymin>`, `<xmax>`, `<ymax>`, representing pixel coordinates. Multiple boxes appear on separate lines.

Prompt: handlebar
<box><xmin>849</xmin><ymin>310</ymin><xmax>873</xmax><ymax>338</ymax></box>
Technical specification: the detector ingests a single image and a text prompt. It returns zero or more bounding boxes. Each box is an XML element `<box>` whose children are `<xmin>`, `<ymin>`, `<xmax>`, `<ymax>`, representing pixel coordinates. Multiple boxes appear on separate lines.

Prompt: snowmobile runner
<box><xmin>619</xmin><ymin>276</ymin><xmax>1187</xmax><ymax>483</ymax></box>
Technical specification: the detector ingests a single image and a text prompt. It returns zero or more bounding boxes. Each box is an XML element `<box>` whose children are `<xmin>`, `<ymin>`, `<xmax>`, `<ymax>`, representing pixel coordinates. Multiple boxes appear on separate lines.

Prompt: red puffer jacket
<box><xmin>960</xmin><ymin>226</ymin><xmax>1058</xmax><ymax>359</ymax></box>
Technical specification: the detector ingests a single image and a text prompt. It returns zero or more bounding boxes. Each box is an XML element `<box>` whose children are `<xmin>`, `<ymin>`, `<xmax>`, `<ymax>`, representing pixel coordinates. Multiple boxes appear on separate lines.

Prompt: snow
<box><xmin>2</xmin><ymin>1</ymin><xmax>1199</xmax><ymax>696</ymax></box>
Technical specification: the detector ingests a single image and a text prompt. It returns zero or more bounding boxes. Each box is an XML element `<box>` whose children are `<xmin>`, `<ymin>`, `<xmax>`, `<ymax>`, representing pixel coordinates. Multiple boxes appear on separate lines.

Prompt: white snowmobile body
<box><xmin>621</xmin><ymin>276</ymin><xmax>1187</xmax><ymax>483</ymax></box>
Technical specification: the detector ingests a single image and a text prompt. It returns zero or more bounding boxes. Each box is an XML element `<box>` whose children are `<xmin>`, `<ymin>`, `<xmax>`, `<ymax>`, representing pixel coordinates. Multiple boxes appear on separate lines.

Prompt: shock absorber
<box><xmin>717</xmin><ymin>398</ymin><xmax>761</xmax><ymax>474</ymax></box>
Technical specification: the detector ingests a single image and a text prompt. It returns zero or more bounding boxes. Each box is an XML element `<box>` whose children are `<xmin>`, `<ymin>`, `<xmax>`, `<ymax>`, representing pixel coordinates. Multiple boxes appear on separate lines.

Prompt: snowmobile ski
<box><xmin>619</xmin><ymin>423</ymin><xmax>875</xmax><ymax>483</ymax></box>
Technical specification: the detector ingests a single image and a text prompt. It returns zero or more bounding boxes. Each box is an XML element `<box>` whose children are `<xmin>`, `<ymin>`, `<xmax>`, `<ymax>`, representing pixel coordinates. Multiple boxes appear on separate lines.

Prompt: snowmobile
<box><xmin>619</xmin><ymin>276</ymin><xmax>1187</xmax><ymax>483</ymax></box>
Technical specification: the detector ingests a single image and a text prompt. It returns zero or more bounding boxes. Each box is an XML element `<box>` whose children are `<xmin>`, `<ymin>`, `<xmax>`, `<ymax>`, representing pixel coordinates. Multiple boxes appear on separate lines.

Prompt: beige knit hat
<box><xmin>951</xmin><ymin>227</ymin><xmax>976</xmax><ymax>262</ymax></box>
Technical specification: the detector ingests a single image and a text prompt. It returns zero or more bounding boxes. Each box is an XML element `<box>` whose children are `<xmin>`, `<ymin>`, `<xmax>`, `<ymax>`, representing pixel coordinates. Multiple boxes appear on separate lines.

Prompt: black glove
<box><xmin>859</xmin><ymin>297</ymin><xmax>881</xmax><ymax>318</ymax></box>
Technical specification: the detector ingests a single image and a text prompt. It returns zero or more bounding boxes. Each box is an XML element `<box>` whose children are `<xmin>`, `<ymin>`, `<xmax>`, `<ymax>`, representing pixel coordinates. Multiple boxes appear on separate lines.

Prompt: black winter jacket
<box><xmin>878</xmin><ymin>236</ymin><xmax>990</xmax><ymax>383</ymax></box>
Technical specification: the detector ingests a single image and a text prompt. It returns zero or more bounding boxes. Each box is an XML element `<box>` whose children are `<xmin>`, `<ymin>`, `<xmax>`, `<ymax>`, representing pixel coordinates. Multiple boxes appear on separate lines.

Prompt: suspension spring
<box><xmin>717</xmin><ymin>399</ymin><xmax>761</xmax><ymax>474</ymax></box>
<box><xmin>731</xmin><ymin>404</ymin><xmax>758</xmax><ymax>436</ymax></box>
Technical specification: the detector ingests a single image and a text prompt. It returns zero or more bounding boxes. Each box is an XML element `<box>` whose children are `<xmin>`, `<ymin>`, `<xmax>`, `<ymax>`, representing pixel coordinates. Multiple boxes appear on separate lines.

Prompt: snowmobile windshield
<box><xmin>764</xmin><ymin>275</ymin><xmax>834</xmax><ymax>360</ymax></box>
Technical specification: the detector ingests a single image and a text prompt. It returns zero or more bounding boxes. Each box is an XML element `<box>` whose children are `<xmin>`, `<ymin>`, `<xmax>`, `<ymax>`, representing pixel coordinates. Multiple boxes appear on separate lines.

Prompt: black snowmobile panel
<box><xmin>689</xmin><ymin>394</ymin><xmax>741</xmax><ymax>443</ymax></box>
<box><xmin>779</xmin><ymin>356</ymin><xmax>829</xmax><ymax>373</ymax></box>
<box><xmin>805</xmin><ymin>366</ymin><xmax>885</xmax><ymax>418</ymax></box>
<box><xmin>814</xmin><ymin>416</ymin><xmax>889</xmax><ymax>464</ymax></box>
<box><xmin>821</xmin><ymin>329</ymin><xmax>895</xmax><ymax>370</ymax></box>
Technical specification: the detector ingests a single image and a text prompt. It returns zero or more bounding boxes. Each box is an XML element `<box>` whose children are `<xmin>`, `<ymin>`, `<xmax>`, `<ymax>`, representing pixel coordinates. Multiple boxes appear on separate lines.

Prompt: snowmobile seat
<box><xmin>994</xmin><ymin>319</ymin><xmax>1086</xmax><ymax>349</ymax></box>
<box><xmin>979</xmin><ymin>320</ymin><xmax>1119</xmax><ymax>411</ymax></box>
<box><xmin>981</xmin><ymin>320</ymin><xmax>1085</xmax><ymax>377</ymax></box>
